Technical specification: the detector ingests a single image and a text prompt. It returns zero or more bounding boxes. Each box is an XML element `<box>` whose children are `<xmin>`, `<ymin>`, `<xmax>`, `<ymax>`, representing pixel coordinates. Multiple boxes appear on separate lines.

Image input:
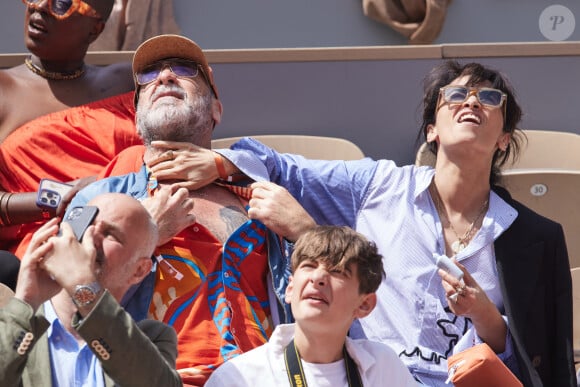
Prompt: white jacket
<box><xmin>206</xmin><ymin>323</ymin><xmax>419</xmax><ymax>386</ymax></box>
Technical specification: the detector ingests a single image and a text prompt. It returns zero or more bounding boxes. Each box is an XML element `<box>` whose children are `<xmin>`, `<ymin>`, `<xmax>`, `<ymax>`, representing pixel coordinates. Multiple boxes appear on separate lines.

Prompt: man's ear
<box><xmin>354</xmin><ymin>293</ymin><xmax>376</xmax><ymax>319</ymax></box>
<box><xmin>130</xmin><ymin>256</ymin><xmax>153</xmax><ymax>285</ymax></box>
<box><xmin>426</xmin><ymin>124</ymin><xmax>438</xmax><ymax>143</ymax></box>
<box><xmin>284</xmin><ymin>275</ymin><xmax>294</xmax><ymax>304</ymax></box>
<box><xmin>211</xmin><ymin>99</ymin><xmax>223</xmax><ymax>127</ymax></box>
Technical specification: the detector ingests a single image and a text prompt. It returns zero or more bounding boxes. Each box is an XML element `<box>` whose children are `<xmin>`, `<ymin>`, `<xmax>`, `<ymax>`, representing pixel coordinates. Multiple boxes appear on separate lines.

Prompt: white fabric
<box><xmin>352</xmin><ymin>162</ymin><xmax>517</xmax><ymax>385</ymax></box>
<box><xmin>205</xmin><ymin>323</ymin><xmax>418</xmax><ymax>387</ymax></box>
<box><xmin>301</xmin><ymin>359</ymin><xmax>347</xmax><ymax>387</ymax></box>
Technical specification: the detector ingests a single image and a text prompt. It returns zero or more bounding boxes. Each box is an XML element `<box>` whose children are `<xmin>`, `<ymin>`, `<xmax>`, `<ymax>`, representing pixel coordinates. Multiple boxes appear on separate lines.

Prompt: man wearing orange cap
<box><xmin>68</xmin><ymin>34</ymin><xmax>293</xmax><ymax>386</ymax></box>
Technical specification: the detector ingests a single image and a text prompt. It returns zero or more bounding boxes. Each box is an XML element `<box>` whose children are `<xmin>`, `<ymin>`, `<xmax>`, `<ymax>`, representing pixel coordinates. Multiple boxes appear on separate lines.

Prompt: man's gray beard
<box><xmin>136</xmin><ymin>92</ymin><xmax>213</xmax><ymax>146</ymax></box>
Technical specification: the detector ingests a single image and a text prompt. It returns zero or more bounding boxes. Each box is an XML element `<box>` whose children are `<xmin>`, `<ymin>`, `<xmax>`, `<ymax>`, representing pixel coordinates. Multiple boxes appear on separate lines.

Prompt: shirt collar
<box><xmin>412</xmin><ymin>166</ymin><xmax>436</xmax><ymax>201</ymax></box>
<box><xmin>412</xmin><ymin>166</ymin><xmax>518</xmax><ymax>255</ymax></box>
<box><xmin>43</xmin><ymin>300</ymin><xmax>62</xmax><ymax>340</ymax></box>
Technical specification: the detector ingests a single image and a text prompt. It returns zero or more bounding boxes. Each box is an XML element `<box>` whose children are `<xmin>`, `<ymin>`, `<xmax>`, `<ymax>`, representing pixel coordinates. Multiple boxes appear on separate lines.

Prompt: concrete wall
<box><xmin>1</xmin><ymin>2</ymin><xmax>579</xmax><ymax>165</ymax></box>
<box><xmin>173</xmin><ymin>0</ymin><xmax>580</xmax><ymax>48</ymax></box>
<box><xmin>209</xmin><ymin>52</ymin><xmax>580</xmax><ymax>165</ymax></box>
<box><xmin>3</xmin><ymin>1</ymin><xmax>580</xmax><ymax>52</ymax></box>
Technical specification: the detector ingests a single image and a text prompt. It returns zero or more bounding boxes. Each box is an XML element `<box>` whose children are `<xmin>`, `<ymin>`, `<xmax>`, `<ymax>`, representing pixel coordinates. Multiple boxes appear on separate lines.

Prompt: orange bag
<box><xmin>447</xmin><ymin>343</ymin><xmax>523</xmax><ymax>387</ymax></box>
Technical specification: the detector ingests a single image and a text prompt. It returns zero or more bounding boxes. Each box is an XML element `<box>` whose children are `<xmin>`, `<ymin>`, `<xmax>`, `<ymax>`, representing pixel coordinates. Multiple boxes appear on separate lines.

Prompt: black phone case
<box><xmin>61</xmin><ymin>206</ymin><xmax>99</xmax><ymax>241</ymax></box>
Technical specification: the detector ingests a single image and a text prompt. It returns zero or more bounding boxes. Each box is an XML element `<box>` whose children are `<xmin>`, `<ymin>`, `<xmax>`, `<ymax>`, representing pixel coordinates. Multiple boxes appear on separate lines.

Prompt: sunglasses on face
<box><xmin>439</xmin><ymin>86</ymin><xmax>506</xmax><ymax>108</ymax></box>
<box><xmin>23</xmin><ymin>0</ymin><xmax>101</xmax><ymax>20</ymax></box>
<box><xmin>135</xmin><ymin>59</ymin><xmax>201</xmax><ymax>86</ymax></box>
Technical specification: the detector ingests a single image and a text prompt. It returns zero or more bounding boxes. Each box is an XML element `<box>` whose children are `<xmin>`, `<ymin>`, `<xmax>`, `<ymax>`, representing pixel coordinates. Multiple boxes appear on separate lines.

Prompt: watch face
<box><xmin>72</xmin><ymin>283</ymin><xmax>101</xmax><ymax>307</ymax></box>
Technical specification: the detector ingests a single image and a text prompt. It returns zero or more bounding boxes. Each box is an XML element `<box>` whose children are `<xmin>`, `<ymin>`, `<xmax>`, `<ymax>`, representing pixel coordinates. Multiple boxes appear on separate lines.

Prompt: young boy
<box><xmin>206</xmin><ymin>225</ymin><xmax>417</xmax><ymax>386</ymax></box>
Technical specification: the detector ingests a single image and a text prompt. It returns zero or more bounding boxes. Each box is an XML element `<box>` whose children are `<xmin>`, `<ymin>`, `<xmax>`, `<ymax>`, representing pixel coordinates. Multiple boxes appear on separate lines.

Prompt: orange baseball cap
<box><xmin>132</xmin><ymin>34</ymin><xmax>219</xmax><ymax>105</ymax></box>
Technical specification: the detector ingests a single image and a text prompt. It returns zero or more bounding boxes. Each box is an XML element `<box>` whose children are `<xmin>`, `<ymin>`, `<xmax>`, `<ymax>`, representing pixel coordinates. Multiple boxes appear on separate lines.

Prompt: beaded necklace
<box><xmin>24</xmin><ymin>57</ymin><xmax>85</xmax><ymax>81</ymax></box>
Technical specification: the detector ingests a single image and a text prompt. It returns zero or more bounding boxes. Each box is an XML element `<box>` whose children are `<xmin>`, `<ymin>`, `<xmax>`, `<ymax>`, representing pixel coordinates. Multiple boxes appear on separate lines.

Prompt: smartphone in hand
<box><xmin>36</xmin><ymin>179</ymin><xmax>73</xmax><ymax>212</ymax></box>
<box><xmin>60</xmin><ymin>206</ymin><xmax>99</xmax><ymax>241</ymax></box>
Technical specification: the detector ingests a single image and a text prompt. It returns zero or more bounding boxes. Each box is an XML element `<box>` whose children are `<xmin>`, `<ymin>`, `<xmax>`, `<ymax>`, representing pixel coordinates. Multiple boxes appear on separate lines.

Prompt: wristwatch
<box><xmin>71</xmin><ymin>282</ymin><xmax>102</xmax><ymax>308</ymax></box>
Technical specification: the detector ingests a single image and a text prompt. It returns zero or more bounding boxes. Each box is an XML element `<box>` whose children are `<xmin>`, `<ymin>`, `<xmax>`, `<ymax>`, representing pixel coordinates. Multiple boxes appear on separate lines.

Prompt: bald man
<box><xmin>0</xmin><ymin>193</ymin><xmax>181</xmax><ymax>387</ymax></box>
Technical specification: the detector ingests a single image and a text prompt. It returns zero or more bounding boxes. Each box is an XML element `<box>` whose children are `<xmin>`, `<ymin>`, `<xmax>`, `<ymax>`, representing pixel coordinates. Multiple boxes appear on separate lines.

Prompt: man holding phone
<box><xmin>0</xmin><ymin>193</ymin><xmax>181</xmax><ymax>386</ymax></box>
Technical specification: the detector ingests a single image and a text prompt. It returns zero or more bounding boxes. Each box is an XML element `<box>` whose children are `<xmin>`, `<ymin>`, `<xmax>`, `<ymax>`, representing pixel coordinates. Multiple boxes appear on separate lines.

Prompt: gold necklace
<box><xmin>24</xmin><ymin>57</ymin><xmax>85</xmax><ymax>81</ymax></box>
<box><xmin>431</xmin><ymin>183</ymin><xmax>489</xmax><ymax>255</ymax></box>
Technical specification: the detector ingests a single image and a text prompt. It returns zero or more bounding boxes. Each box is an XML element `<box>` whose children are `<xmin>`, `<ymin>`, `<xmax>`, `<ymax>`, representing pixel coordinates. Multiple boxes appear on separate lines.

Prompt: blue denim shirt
<box><xmin>68</xmin><ymin>164</ymin><xmax>293</xmax><ymax>326</ymax></box>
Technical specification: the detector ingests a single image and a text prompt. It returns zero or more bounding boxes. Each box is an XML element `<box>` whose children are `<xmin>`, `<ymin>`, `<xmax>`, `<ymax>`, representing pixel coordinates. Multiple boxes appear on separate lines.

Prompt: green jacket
<box><xmin>0</xmin><ymin>291</ymin><xmax>181</xmax><ymax>387</ymax></box>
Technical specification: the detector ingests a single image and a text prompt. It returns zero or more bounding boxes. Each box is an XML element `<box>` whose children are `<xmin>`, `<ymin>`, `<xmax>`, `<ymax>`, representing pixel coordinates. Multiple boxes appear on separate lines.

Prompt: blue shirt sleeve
<box><xmin>217</xmin><ymin>137</ymin><xmax>379</xmax><ymax>227</ymax></box>
<box><xmin>66</xmin><ymin>169</ymin><xmax>145</xmax><ymax>218</ymax></box>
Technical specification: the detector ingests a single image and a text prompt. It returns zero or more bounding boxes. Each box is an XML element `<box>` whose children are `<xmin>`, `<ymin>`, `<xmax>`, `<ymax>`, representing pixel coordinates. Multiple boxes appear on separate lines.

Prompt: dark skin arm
<box><xmin>0</xmin><ymin>176</ymin><xmax>96</xmax><ymax>228</ymax></box>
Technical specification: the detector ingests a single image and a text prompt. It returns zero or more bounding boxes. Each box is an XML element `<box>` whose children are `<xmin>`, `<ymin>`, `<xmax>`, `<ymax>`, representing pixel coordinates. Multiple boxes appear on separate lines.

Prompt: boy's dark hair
<box><xmin>291</xmin><ymin>226</ymin><xmax>385</xmax><ymax>294</ymax></box>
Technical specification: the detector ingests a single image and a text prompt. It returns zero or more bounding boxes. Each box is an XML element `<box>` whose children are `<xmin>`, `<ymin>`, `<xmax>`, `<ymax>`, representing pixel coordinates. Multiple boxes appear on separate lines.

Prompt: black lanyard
<box><xmin>284</xmin><ymin>339</ymin><xmax>363</xmax><ymax>387</ymax></box>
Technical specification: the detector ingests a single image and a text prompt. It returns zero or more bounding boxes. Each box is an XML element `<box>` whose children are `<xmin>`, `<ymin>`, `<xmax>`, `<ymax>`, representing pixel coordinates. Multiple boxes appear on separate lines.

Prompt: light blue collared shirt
<box><xmin>44</xmin><ymin>301</ymin><xmax>104</xmax><ymax>387</ymax></box>
<box><xmin>218</xmin><ymin>137</ymin><xmax>520</xmax><ymax>386</ymax></box>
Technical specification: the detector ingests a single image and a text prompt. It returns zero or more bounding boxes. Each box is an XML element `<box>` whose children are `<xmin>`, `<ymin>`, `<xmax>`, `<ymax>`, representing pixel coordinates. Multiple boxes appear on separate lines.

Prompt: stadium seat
<box><xmin>500</xmin><ymin>169</ymin><xmax>580</xmax><ymax>269</ymax></box>
<box><xmin>414</xmin><ymin>130</ymin><xmax>580</xmax><ymax>170</ymax></box>
<box><xmin>506</xmin><ymin>130</ymin><xmax>580</xmax><ymax>170</ymax></box>
<box><xmin>211</xmin><ymin>135</ymin><xmax>365</xmax><ymax>160</ymax></box>
<box><xmin>414</xmin><ymin>141</ymin><xmax>436</xmax><ymax>167</ymax></box>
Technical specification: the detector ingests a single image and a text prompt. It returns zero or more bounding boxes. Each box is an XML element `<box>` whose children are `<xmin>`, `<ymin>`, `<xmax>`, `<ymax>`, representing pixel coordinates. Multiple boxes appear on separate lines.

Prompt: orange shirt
<box><xmin>94</xmin><ymin>145</ymin><xmax>273</xmax><ymax>385</ymax></box>
<box><xmin>0</xmin><ymin>92</ymin><xmax>142</xmax><ymax>255</ymax></box>
<box><xmin>154</xmin><ymin>221</ymin><xmax>272</xmax><ymax>385</ymax></box>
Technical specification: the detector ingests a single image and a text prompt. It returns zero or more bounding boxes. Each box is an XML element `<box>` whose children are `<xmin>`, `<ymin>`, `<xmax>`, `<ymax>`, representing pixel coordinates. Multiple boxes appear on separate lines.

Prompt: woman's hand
<box><xmin>438</xmin><ymin>260</ymin><xmax>507</xmax><ymax>353</ymax></box>
<box><xmin>439</xmin><ymin>262</ymin><xmax>487</xmax><ymax>316</ymax></box>
<box><xmin>147</xmin><ymin>141</ymin><xmax>219</xmax><ymax>190</ymax></box>
<box><xmin>58</xmin><ymin>175</ymin><xmax>97</xmax><ymax>217</ymax></box>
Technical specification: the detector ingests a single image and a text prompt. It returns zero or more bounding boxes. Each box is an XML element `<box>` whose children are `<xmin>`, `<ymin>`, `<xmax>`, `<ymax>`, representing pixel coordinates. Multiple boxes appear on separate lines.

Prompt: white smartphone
<box><xmin>434</xmin><ymin>253</ymin><xmax>464</xmax><ymax>281</ymax></box>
